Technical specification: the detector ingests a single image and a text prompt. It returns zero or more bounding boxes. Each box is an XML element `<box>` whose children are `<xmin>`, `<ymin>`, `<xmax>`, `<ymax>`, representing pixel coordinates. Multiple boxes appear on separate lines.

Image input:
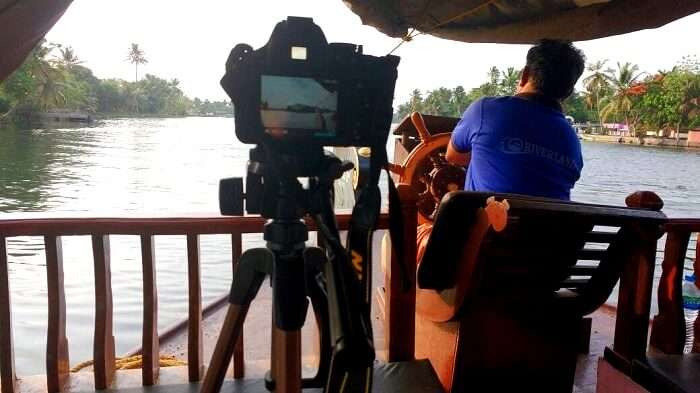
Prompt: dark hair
<box><xmin>526</xmin><ymin>39</ymin><xmax>585</xmax><ymax>100</ymax></box>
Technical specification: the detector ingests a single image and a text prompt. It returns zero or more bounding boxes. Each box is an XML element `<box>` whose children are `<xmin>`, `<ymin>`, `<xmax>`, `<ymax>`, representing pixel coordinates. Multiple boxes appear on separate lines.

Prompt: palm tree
<box><xmin>57</xmin><ymin>46</ymin><xmax>83</xmax><ymax>68</ymax></box>
<box><xmin>408</xmin><ymin>89</ymin><xmax>424</xmax><ymax>113</ymax></box>
<box><xmin>34</xmin><ymin>66</ymin><xmax>68</xmax><ymax>110</ymax></box>
<box><xmin>24</xmin><ymin>40</ymin><xmax>68</xmax><ymax>110</ymax></box>
<box><xmin>582</xmin><ymin>60</ymin><xmax>611</xmax><ymax>126</ymax></box>
<box><xmin>499</xmin><ymin>67</ymin><xmax>520</xmax><ymax>95</ymax></box>
<box><xmin>600</xmin><ymin>62</ymin><xmax>645</xmax><ymax>135</ymax></box>
<box><xmin>126</xmin><ymin>43</ymin><xmax>148</xmax><ymax>82</ymax></box>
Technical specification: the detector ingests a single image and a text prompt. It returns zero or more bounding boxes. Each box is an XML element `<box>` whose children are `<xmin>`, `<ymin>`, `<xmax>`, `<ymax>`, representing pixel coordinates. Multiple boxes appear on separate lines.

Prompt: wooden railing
<box><xmin>650</xmin><ymin>219</ymin><xmax>700</xmax><ymax>354</ymax></box>
<box><xmin>0</xmin><ymin>214</ymin><xmax>391</xmax><ymax>393</ymax></box>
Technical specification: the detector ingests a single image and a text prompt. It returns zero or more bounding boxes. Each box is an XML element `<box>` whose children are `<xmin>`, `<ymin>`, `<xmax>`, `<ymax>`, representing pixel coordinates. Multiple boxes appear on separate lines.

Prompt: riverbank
<box><xmin>581</xmin><ymin>134</ymin><xmax>700</xmax><ymax>150</ymax></box>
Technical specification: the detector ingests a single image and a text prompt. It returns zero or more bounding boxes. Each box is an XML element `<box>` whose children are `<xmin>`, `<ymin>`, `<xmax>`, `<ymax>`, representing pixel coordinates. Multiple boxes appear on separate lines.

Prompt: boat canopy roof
<box><xmin>0</xmin><ymin>0</ymin><xmax>72</xmax><ymax>81</ymax></box>
<box><xmin>343</xmin><ymin>0</ymin><xmax>700</xmax><ymax>44</ymax></box>
<box><xmin>2</xmin><ymin>1</ymin><xmax>699</xmax><ymax>82</ymax></box>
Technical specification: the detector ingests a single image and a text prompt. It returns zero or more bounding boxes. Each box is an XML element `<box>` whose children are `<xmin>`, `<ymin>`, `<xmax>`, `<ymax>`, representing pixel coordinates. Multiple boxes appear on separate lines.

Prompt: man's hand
<box><xmin>446</xmin><ymin>140</ymin><xmax>471</xmax><ymax>167</ymax></box>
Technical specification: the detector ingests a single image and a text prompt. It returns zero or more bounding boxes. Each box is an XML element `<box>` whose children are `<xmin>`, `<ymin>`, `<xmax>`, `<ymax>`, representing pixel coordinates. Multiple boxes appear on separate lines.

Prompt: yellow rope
<box><xmin>70</xmin><ymin>355</ymin><xmax>187</xmax><ymax>372</ymax></box>
<box><xmin>387</xmin><ymin>0</ymin><xmax>499</xmax><ymax>54</ymax></box>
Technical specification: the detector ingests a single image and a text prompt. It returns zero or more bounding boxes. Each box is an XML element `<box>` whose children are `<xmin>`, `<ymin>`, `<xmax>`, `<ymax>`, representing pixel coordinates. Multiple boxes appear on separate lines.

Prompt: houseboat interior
<box><xmin>2</xmin><ymin>0</ymin><xmax>700</xmax><ymax>392</ymax></box>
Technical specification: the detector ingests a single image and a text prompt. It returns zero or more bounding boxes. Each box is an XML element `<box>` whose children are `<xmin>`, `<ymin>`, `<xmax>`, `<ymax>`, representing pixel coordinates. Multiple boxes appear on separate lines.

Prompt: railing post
<box><xmin>650</xmin><ymin>229</ymin><xmax>689</xmax><ymax>354</ymax></box>
<box><xmin>0</xmin><ymin>237</ymin><xmax>17</xmax><ymax>393</ymax></box>
<box><xmin>187</xmin><ymin>234</ymin><xmax>203</xmax><ymax>381</ymax></box>
<box><xmin>231</xmin><ymin>232</ymin><xmax>244</xmax><ymax>379</ymax></box>
<box><xmin>45</xmin><ymin>235</ymin><xmax>70</xmax><ymax>393</ymax></box>
<box><xmin>385</xmin><ymin>184</ymin><xmax>418</xmax><ymax>361</ymax></box>
<box><xmin>140</xmin><ymin>235</ymin><xmax>159</xmax><ymax>385</ymax></box>
<box><xmin>92</xmin><ymin>235</ymin><xmax>115</xmax><ymax>389</ymax></box>
<box><xmin>613</xmin><ymin>192</ymin><xmax>663</xmax><ymax>365</ymax></box>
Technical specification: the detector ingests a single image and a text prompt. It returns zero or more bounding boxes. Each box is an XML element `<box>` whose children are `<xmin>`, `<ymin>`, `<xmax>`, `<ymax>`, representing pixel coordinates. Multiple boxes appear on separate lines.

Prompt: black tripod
<box><xmin>201</xmin><ymin>146</ymin><xmax>374</xmax><ymax>393</ymax></box>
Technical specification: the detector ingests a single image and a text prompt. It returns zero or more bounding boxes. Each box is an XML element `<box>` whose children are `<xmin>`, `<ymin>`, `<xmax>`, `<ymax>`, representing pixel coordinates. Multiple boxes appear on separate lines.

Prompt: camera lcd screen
<box><xmin>260</xmin><ymin>75</ymin><xmax>338</xmax><ymax>137</ymax></box>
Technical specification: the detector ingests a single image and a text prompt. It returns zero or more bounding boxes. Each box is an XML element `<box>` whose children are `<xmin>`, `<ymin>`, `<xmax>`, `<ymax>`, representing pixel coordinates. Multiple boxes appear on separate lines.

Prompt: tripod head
<box><xmin>219</xmin><ymin>144</ymin><xmax>352</xmax><ymax>221</ymax></box>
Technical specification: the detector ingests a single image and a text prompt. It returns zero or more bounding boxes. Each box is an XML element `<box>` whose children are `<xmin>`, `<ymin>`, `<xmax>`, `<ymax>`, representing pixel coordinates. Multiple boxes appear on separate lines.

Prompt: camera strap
<box><xmin>346</xmin><ymin>142</ymin><xmax>409</xmax><ymax>301</ymax></box>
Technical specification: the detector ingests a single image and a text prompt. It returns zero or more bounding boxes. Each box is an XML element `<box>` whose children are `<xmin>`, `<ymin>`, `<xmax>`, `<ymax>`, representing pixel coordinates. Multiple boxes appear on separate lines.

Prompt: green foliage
<box><xmin>394</xmin><ymin>66</ymin><xmax>519</xmax><ymax>121</ymax></box>
<box><xmin>192</xmin><ymin>98</ymin><xmax>232</xmax><ymax>115</ymax></box>
<box><xmin>562</xmin><ymin>92</ymin><xmax>591</xmax><ymax>123</ymax></box>
<box><xmin>0</xmin><ymin>40</ymin><xmax>213</xmax><ymax>119</ymax></box>
<box><xmin>393</xmin><ymin>59</ymin><xmax>699</xmax><ymax>135</ymax></box>
<box><xmin>637</xmin><ymin>67</ymin><xmax>700</xmax><ymax>132</ymax></box>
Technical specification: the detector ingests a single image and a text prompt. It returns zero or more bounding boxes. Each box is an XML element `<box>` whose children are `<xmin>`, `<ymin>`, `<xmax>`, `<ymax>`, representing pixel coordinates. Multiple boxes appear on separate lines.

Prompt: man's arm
<box><xmin>446</xmin><ymin>139</ymin><xmax>471</xmax><ymax>167</ymax></box>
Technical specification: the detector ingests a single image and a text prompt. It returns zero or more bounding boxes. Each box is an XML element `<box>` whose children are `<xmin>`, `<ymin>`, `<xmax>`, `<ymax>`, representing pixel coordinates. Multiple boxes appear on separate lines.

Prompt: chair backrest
<box><xmin>418</xmin><ymin>191</ymin><xmax>666</xmax><ymax>320</ymax></box>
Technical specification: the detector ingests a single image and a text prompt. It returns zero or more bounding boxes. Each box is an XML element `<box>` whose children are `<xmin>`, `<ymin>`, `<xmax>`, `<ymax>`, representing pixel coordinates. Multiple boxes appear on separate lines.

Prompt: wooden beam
<box><xmin>187</xmin><ymin>235</ymin><xmax>203</xmax><ymax>381</ymax></box>
<box><xmin>45</xmin><ymin>236</ymin><xmax>69</xmax><ymax>393</ymax></box>
<box><xmin>140</xmin><ymin>235</ymin><xmax>159</xmax><ymax>385</ymax></box>
<box><xmin>0</xmin><ymin>214</ymin><xmax>389</xmax><ymax>237</ymax></box>
<box><xmin>231</xmin><ymin>233</ymin><xmax>244</xmax><ymax>379</ymax></box>
<box><xmin>92</xmin><ymin>235</ymin><xmax>115</xmax><ymax>389</ymax></box>
<box><xmin>0</xmin><ymin>237</ymin><xmax>17</xmax><ymax>393</ymax></box>
<box><xmin>385</xmin><ymin>184</ymin><xmax>417</xmax><ymax>361</ymax></box>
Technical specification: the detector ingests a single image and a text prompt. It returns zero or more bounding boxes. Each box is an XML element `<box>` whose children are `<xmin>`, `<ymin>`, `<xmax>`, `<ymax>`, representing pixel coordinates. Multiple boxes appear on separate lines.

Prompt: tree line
<box><xmin>0</xmin><ymin>40</ymin><xmax>231</xmax><ymax>121</ymax></box>
<box><xmin>395</xmin><ymin>58</ymin><xmax>700</xmax><ymax>136</ymax></box>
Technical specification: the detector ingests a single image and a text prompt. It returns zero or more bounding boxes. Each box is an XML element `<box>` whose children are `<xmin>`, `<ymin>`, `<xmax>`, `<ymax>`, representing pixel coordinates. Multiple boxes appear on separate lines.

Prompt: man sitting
<box><xmin>418</xmin><ymin>39</ymin><xmax>586</xmax><ymax>258</ymax></box>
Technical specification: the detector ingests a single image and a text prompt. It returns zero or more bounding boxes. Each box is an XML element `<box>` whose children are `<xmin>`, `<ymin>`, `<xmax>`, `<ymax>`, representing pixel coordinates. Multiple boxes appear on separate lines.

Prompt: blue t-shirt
<box><xmin>451</xmin><ymin>96</ymin><xmax>583</xmax><ymax>200</ymax></box>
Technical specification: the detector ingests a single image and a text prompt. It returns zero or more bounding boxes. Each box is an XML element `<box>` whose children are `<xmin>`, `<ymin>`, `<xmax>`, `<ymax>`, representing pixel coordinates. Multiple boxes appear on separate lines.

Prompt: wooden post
<box><xmin>650</xmin><ymin>229</ymin><xmax>689</xmax><ymax>354</ymax></box>
<box><xmin>187</xmin><ymin>235</ymin><xmax>203</xmax><ymax>381</ymax></box>
<box><xmin>0</xmin><ymin>237</ymin><xmax>17</xmax><ymax>393</ymax></box>
<box><xmin>92</xmin><ymin>235</ymin><xmax>115</xmax><ymax>389</ymax></box>
<box><xmin>613</xmin><ymin>192</ymin><xmax>663</xmax><ymax>365</ymax></box>
<box><xmin>385</xmin><ymin>184</ymin><xmax>418</xmax><ymax>361</ymax></box>
<box><xmin>140</xmin><ymin>235</ymin><xmax>159</xmax><ymax>385</ymax></box>
<box><xmin>45</xmin><ymin>236</ymin><xmax>70</xmax><ymax>393</ymax></box>
<box><xmin>231</xmin><ymin>233</ymin><xmax>244</xmax><ymax>379</ymax></box>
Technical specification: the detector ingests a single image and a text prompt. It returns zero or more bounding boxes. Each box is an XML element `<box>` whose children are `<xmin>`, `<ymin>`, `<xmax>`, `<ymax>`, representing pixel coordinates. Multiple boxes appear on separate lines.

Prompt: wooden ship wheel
<box><xmin>389</xmin><ymin>112</ymin><xmax>466</xmax><ymax>223</ymax></box>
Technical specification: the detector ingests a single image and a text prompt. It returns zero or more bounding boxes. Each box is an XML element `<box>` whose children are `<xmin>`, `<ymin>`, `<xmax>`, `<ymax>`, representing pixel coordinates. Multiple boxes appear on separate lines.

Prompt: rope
<box><xmin>387</xmin><ymin>0</ymin><xmax>499</xmax><ymax>55</ymax></box>
<box><xmin>70</xmin><ymin>355</ymin><xmax>186</xmax><ymax>372</ymax></box>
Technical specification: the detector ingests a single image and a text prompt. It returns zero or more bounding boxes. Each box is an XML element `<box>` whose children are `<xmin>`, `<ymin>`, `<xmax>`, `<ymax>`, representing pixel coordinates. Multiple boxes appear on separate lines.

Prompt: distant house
<box><xmin>602</xmin><ymin>123</ymin><xmax>630</xmax><ymax>137</ymax></box>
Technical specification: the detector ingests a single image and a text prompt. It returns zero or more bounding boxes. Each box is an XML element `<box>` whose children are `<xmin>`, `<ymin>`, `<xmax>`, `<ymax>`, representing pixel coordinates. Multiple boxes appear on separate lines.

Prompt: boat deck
<box><xmin>19</xmin><ymin>283</ymin><xmax>614</xmax><ymax>392</ymax></box>
<box><xmin>14</xmin><ymin>230</ymin><xmax>620</xmax><ymax>392</ymax></box>
<box><xmin>157</xmin><ymin>284</ymin><xmax>617</xmax><ymax>393</ymax></box>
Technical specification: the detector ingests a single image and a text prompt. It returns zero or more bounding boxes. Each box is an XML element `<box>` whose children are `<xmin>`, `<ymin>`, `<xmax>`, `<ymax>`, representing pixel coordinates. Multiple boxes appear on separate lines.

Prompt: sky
<box><xmin>45</xmin><ymin>1</ymin><xmax>700</xmax><ymax>105</ymax></box>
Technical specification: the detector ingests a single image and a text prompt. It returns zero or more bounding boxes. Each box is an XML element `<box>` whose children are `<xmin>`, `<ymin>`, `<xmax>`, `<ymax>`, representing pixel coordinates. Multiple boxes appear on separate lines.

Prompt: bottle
<box><xmin>682</xmin><ymin>273</ymin><xmax>700</xmax><ymax>353</ymax></box>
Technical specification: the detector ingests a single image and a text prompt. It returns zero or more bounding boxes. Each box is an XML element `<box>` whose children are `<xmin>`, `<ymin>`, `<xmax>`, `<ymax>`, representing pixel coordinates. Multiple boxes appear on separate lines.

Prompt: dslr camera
<box><xmin>220</xmin><ymin>16</ymin><xmax>399</xmax><ymax>149</ymax></box>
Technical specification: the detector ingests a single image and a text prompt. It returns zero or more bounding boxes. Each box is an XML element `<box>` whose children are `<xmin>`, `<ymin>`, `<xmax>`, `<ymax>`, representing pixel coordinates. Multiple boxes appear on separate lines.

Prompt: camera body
<box><xmin>220</xmin><ymin>16</ymin><xmax>399</xmax><ymax>148</ymax></box>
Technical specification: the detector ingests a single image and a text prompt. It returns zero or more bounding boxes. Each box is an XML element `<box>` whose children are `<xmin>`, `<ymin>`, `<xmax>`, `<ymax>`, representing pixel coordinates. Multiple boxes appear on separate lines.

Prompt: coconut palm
<box><xmin>600</xmin><ymin>62</ymin><xmax>645</xmax><ymax>134</ymax></box>
<box><xmin>582</xmin><ymin>60</ymin><xmax>611</xmax><ymax>125</ymax></box>
<box><xmin>33</xmin><ymin>66</ymin><xmax>68</xmax><ymax>110</ymax></box>
<box><xmin>23</xmin><ymin>40</ymin><xmax>69</xmax><ymax>110</ymax></box>
<box><xmin>126</xmin><ymin>43</ymin><xmax>148</xmax><ymax>82</ymax></box>
<box><xmin>58</xmin><ymin>46</ymin><xmax>83</xmax><ymax>68</ymax></box>
<box><xmin>499</xmin><ymin>67</ymin><xmax>520</xmax><ymax>95</ymax></box>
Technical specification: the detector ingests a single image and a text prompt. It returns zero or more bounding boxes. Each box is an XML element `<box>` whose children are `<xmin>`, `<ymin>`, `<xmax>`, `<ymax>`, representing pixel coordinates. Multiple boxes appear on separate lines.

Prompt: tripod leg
<box><xmin>200</xmin><ymin>248</ymin><xmax>273</xmax><ymax>393</ymax></box>
<box><xmin>301</xmin><ymin>247</ymin><xmax>332</xmax><ymax>389</ymax></box>
<box><xmin>273</xmin><ymin>327</ymin><xmax>302</xmax><ymax>392</ymax></box>
<box><xmin>201</xmin><ymin>304</ymin><xmax>249</xmax><ymax>393</ymax></box>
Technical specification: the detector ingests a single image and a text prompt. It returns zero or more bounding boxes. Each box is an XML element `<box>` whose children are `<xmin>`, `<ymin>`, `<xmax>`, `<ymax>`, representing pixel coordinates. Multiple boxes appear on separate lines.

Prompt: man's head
<box><xmin>517</xmin><ymin>39</ymin><xmax>585</xmax><ymax>101</ymax></box>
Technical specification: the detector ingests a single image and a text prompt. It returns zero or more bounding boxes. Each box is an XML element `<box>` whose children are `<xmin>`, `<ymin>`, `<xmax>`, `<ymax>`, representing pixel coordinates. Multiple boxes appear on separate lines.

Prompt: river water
<box><xmin>1</xmin><ymin>117</ymin><xmax>699</xmax><ymax>374</ymax></box>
